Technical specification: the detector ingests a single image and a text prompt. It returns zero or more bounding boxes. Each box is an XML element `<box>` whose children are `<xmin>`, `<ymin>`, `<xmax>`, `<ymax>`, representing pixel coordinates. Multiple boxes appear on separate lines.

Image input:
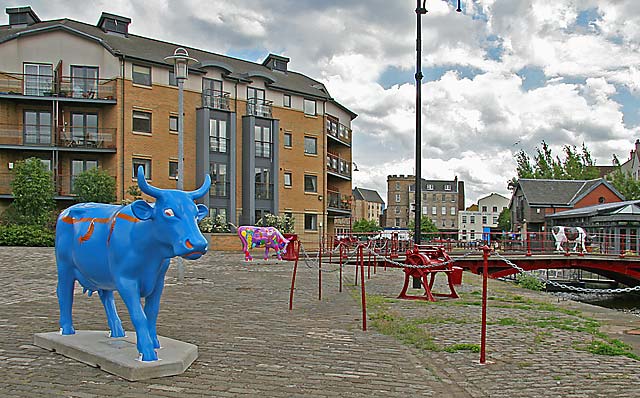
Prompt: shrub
<box><xmin>198</xmin><ymin>215</ymin><xmax>231</xmax><ymax>233</ymax></box>
<box><xmin>516</xmin><ymin>273</ymin><xmax>546</xmax><ymax>291</ymax></box>
<box><xmin>256</xmin><ymin>213</ymin><xmax>295</xmax><ymax>234</ymax></box>
<box><xmin>0</xmin><ymin>224</ymin><xmax>55</xmax><ymax>247</ymax></box>
<box><xmin>5</xmin><ymin>158</ymin><xmax>56</xmax><ymax>227</ymax></box>
<box><xmin>72</xmin><ymin>167</ymin><xmax>116</xmax><ymax>203</ymax></box>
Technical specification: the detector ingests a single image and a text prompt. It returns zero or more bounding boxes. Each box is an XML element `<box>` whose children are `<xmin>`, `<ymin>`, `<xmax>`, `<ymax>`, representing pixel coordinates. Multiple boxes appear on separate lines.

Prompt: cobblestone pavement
<box><xmin>1</xmin><ymin>247</ymin><xmax>640</xmax><ymax>397</ymax></box>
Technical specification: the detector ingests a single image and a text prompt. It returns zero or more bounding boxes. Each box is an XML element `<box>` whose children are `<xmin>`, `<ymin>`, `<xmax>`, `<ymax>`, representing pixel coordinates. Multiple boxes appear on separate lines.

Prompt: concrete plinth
<box><xmin>33</xmin><ymin>331</ymin><xmax>198</xmax><ymax>381</ymax></box>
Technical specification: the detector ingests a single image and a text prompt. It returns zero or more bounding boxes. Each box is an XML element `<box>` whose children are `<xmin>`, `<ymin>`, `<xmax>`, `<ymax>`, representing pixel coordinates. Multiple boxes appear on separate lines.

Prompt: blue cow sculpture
<box><xmin>55</xmin><ymin>166</ymin><xmax>210</xmax><ymax>361</ymax></box>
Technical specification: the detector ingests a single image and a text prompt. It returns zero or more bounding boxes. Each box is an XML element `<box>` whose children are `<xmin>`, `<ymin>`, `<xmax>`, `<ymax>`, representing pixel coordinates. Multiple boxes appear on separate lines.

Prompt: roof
<box><xmin>0</xmin><ymin>15</ymin><xmax>357</xmax><ymax>119</ymax></box>
<box><xmin>353</xmin><ymin>187</ymin><xmax>384</xmax><ymax>204</ymax></box>
<box><xmin>547</xmin><ymin>200</ymin><xmax>640</xmax><ymax>219</ymax></box>
<box><xmin>515</xmin><ymin>178</ymin><xmax>624</xmax><ymax>206</ymax></box>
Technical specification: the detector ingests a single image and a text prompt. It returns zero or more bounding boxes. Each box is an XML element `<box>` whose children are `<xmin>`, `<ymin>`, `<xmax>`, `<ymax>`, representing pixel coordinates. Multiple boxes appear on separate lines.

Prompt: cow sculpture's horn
<box><xmin>187</xmin><ymin>175</ymin><xmax>211</xmax><ymax>199</ymax></box>
<box><xmin>137</xmin><ymin>166</ymin><xmax>162</xmax><ymax>198</ymax></box>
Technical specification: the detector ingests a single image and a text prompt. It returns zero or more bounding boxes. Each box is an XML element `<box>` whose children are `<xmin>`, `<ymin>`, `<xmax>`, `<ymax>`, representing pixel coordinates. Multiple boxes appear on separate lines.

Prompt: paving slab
<box><xmin>33</xmin><ymin>330</ymin><xmax>197</xmax><ymax>381</ymax></box>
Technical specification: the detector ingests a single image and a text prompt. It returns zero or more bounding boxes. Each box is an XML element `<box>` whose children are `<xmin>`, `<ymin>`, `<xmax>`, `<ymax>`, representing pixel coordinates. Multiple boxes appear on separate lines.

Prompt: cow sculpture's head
<box><xmin>277</xmin><ymin>235</ymin><xmax>290</xmax><ymax>257</ymax></box>
<box><xmin>131</xmin><ymin>166</ymin><xmax>211</xmax><ymax>260</ymax></box>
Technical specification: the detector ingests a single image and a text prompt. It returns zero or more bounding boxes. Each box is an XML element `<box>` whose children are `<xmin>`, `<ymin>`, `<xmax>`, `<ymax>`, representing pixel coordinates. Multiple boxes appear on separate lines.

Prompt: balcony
<box><xmin>255</xmin><ymin>183</ymin><xmax>274</xmax><ymax>200</ymax></box>
<box><xmin>0</xmin><ymin>72</ymin><xmax>116</xmax><ymax>102</ymax></box>
<box><xmin>202</xmin><ymin>89</ymin><xmax>231</xmax><ymax>111</ymax></box>
<box><xmin>327</xmin><ymin>188</ymin><xmax>351</xmax><ymax>215</ymax></box>
<box><xmin>326</xmin><ymin>153</ymin><xmax>351</xmax><ymax>180</ymax></box>
<box><xmin>246</xmin><ymin>98</ymin><xmax>273</xmax><ymax>118</ymax></box>
<box><xmin>0</xmin><ymin>124</ymin><xmax>116</xmax><ymax>150</ymax></box>
<box><xmin>0</xmin><ymin>172</ymin><xmax>113</xmax><ymax>199</ymax></box>
<box><xmin>210</xmin><ymin>181</ymin><xmax>230</xmax><ymax>198</ymax></box>
<box><xmin>326</xmin><ymin>118</ymin><xmax>351</xmax><ymax>146</ymax></box>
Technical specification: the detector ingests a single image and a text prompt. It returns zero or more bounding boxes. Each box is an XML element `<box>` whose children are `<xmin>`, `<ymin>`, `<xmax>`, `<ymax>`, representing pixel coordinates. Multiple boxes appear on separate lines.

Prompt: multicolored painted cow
<box><xmin>55</xmin><ymin>166</ymin><xmax>210</xmax><ymax>361</ymax></box>
<box><xmin>237</xmin><ymin>226</ymin><xmax>289</xmax><ymax>261</ymax></box>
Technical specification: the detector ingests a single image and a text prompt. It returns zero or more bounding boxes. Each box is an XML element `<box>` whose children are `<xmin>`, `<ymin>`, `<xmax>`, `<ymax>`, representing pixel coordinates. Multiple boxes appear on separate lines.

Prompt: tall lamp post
<box><xmin>414</xmin><ymin>0</ymin><xmax>461</xmax><ymax>246</ymax></box>
<box><xmin>165</xmin><ymin>47</ymin><xmax>198</xmax><ymax>281</ymax></box>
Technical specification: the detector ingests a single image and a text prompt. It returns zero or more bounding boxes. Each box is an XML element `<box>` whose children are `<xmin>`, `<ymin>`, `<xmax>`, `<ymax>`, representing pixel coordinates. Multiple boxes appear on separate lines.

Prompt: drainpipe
<box><xmin>120</xmin><ymin>54</ymin><xmax>126</xmax><ymax>201</ymax></box>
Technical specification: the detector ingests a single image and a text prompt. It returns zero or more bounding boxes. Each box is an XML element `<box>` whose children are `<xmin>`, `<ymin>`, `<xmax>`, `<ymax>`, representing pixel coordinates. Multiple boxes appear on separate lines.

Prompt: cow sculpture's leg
<box><xmin>264</xmin><ymin>246</ymin><xmax>270</xmax><ymax>260</ymax></box>
<box><xmin>116</xmin><ymin>278</ymin><xmax>157</xmax><ymax>361</ymax></box>
<box><xmin>56</xmin><ymin>263</ymin><xmax>76</xmax><ymax>335</ymax></box>
<box><xmin>144</xmin><ymin>259</ymin><xmax>169</xmax><ymax>349</ymax></box>
<box><xmin>98</xmin><ymin>290</ymin><xmax>125</xmax><ymax>338</ymax></box>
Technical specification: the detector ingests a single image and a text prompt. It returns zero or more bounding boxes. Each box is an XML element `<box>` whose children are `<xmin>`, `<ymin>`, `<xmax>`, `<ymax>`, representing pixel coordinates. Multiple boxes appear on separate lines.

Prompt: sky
<box><xmin>5</xmin><ymin>0</ymin><xmax>640</xmax><ymax>206</ymax></box>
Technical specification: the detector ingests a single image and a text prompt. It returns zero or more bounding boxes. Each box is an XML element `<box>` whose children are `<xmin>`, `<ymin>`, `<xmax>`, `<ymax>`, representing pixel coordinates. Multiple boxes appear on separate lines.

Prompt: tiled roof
<box><xmin>353</xmin><ymin>187</ymin><xmax>384</xmax><ymax>204</ymax></box>
<box><xmin>517</xmin><ymin>178</ymin><xmax>622</xmax><ymax>206</ymax></box>
<box><xmin>0</xmin><ymin>17</ymin><xmax>356</xmax><ymax>118</ymax></box>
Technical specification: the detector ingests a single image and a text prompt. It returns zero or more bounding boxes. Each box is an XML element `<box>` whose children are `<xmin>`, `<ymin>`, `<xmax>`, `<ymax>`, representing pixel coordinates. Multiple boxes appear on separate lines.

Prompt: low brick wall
<box><xmin>208</xmin><ymin>233</ymin><xmax>241</xmax><ymax>251</ymax></box>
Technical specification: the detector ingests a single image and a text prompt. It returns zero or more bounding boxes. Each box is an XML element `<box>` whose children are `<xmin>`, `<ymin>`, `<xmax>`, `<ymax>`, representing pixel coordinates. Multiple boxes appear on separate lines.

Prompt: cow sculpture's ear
<box><xmin>131</xmin><ymin>200</ymin><xmax>154</xmax><ymax>220</ymax></box>
<box><xmin>196</xmin><ymin>204</ymin><xmax>208</xmax><ymax>221</ymax></box>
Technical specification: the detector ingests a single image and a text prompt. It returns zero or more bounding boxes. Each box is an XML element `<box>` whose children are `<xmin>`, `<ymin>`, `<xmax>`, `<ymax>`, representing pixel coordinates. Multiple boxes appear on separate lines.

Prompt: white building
<box><xmin>458</xmin><ymin>193</ymin><xmax>509</xmax><ymax>241</ymax></box>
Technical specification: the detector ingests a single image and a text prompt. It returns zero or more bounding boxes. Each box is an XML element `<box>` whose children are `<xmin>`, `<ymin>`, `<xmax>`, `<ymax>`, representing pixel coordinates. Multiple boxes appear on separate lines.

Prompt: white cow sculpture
<box><xmin>551</xmin><ymin>226</ymin><xmax>588</xmax><ymax>253</ymax></box>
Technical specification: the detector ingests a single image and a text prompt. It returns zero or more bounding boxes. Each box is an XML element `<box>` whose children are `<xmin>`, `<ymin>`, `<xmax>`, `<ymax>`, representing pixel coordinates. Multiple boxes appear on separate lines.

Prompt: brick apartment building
<box><xmin>0</xmin><ymin>7</ymin><xmax>356</xmax><ymax>242</ymax></box>
<box><xmin>385</xmin><ymin>175</ymin><xmax>465</xmax><ymax>233</ymax></box>
<box><xmin>352</xmin><ymin>187</ymin><xmax>384</xmax><ymax>224</ymax></box>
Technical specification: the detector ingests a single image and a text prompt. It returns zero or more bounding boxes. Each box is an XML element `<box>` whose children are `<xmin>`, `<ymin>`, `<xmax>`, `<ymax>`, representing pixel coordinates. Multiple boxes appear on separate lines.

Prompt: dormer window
<box><xmin>262</xmin><ymin>54</ymin><xmax>289</xmax><ymax>73</ymax></box>
<box><xmin>426</xmin><ymin>184</ymin><xmax>434</xmax><ymax>190</ymax></box>
<box><xmin>6</xmin><ymin>6</ymin><xmax>40</xmax><ymax>27</ymax></box>
<box><xmin>444</xmin><ymin>184</ymin><xmax>452</xmax><ymax>191</ymax></box>
<box><xmin>97</xmin><ymin>12</ymin><xmax>131</xmax><ymax>37</ymax></box>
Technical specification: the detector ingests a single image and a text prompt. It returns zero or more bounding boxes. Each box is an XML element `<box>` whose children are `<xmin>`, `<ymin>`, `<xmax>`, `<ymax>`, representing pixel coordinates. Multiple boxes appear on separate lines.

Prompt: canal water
<box><xmin>554</xmin><ymin>292</ymin><xmax>640</xmax><ymax>316</ymax></box>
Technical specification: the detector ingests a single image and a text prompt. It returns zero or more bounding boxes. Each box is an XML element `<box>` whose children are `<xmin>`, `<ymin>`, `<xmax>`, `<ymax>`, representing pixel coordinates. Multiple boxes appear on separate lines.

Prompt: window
<box><xmin>23</xmin><ymin>63</ymin><xmax>52</xmax><ymax>96</ymax></box>
<box><xmin>441</xmin><ymin>206</ymin><xmax>446</xmax><ymax>215</ymax></box>
<box><xmin>169</xmin><ymin>116</ymin><xmax>178</xmax><ymax>132</ymax></box>
<box><xmin>442</xmin><ymin>220</ymin><xmax>446</xmax><ymax>227</ymax></box>
<box><xmin>444</xmin><ymin>184</ymin><xmax>452</xmax><ymax>191</ymax></box>
<box><xmin>24</xmin><ymin>110</ymin><xmax>51</xmax><ymax>145</ymax></box>
<box><xmin>255</xmin><ymin>209</ymin><xmax>270</xmax><ymax>223</ymax></box>
<box><xmin>432</xmin><ymin>206</ymin><xmax>437</xmax><ymax>215</ymax></box>
<box><xmin>284</xmin><ymin>132</ymin><xmax>292</xmax><ymax>148</ymax></box>
<box><xmin>303</xmin><ymin>99</ymin><xmax>316</xmax><ymax>116</ymax></box>
<box><xmin>305</xmin><ymin>214</ymin><xmax>318</xmax><ymax>230</ymax></box>
<box><xmin>204</xmin><ymin>78</ymin><xmax>223</xmax><ymax>94</ymax></box>
<box><xmin>395</xmin><ymin>194</ymin><xmax>400</xmax><ymax>203</ymax></box>
<box><xmin>132</xmin><ymin>64</ymin><xmax>151</xmax><ymax>86</ymax></box>
<box><xmin>70</xmin><ymin>66</ymin><xmax>98</xmax><ymax>98</ymax></box>
<box><xmin>422</xmin><ymin>206</ymin><xmax>428</xmax><ymax>215</ymax></box>
<box><xmin>426</xmin><ymin>184</ymin><xmax>434</xmax><ymax>190</ymax></box>
<box><xmin>133</xmin><ymin>111</ymin><xmax>151</xmax><ymax>133</ymax></box>
<box><xmin>482</xmin><ymin>216</ymin><xmax>487</xmax><ymax>224</ymax></box>
<box><xmin>255</xmin><ymin>168</ymin><xmax>272</xmax><ymax>199</ymax></box>
<box><xmin>450</xmin><ymin>207</ymin><xmax>455</xmax><ymax>215</ymax></box>
<box><xmin>493</xmin><ymin>216</ymin><xmax>498</xmax><ymax>224</ymax></box>
<box><xmin>471</xmin><ymin>231</ymin><xmax>475</xmax><ymax>239</ymax></box>
<box><xmin>395</xmin><ymin>218</ymin><xmax>401</xmax><ymax>227</ymax></box>
<box><xmin>536</xmin><ymin>208</ymin><xmax>541</xmax><ymax>214</ymax></box>
<box><xmin>394</xmin><ymin>207</ymin><xmax>400</xmax><ymax>214</ymax></box>
<box><xmin>462</xmin><ymin>216</ymin><xmax>467</xmax><ymax>223</ymax></box>
<box><xmin>492</xmin><ymin>206</ymin><xmax>498</xmax><ymax>212</ymax></box>
<box><xmin>470</xmin><ymin>216</ymin><xmax>475</xmax><ymax>224</ymax></box>
<box><xmin>210</xmin><ymin>119</ymin><xmax>228</xmax><ymax>152</ymax></box>
<box><xmin>255</xmin><ymin>125</ymin><xmax>272</xmax><ymax>158</ymax></box>
<box><xmin>462</xmin><ymin>229</ymin><xmax>467</xmax><ymax>239</ymax></box>
<box><xmin>169</xmin><ymin>161</ymin><xmax>178</xmax><ymax>179</ymax></box>
<box><xmin>39</xmin><ymin>159</ymin><xmax>52</xmax><ymax>171</ymax></box>
<box><xmin>210</xmin><ymin>207</ymin><xmax>227</xmax><ymax>221</ymax></box>
<box><xmin>304</xmin><ymin>136</ymin><xmax>317</xmax><ymax>155</ymax></box>
<box><xmin>304</xmin><ymin>175</ymin><xmax>318</xmax><ymax>193</ymax></box>
<box><xmin>284</xmin><ymin>172</ymin><xmax>292</xmax><ymax>187</ymax></box>
<box><xmin>442</xmin><ymin>194</ymin><xmax>446</xmax><ymax>201</ymax></box>
<box><xmin>395</xmin><ymin>182</ymin><xmax>400</xmax><ymax>190</ymax></box>
<box><xmin>133</xmin><ymin>158</ymin><xmax>151</xmax><ymax>179</ymax></box>
<box><xmin>482</xmin><ymin>206</ymin><xmax>488</xmax><ymax>212</ymax></box>
<box><xmin>211</xmin><ymin>163</ymin><xmax>227</xmax><ymax>197</ymax></box>
<box><xmin>283</xmin><ymin>94</ymin><xmax>291</xmax><ymax>108</ymax></box>
<box><xmin>71</xmin><ymin>159</ymin><xmax>98</xmax><ymax>191</ymax></box>
<box><xmin>169</xmin><ymin>70</ymin><xmax>177</xmax><ymax>87</ymax></box>
<box><xmin>70</xmin><ymin>113</ymin><xmax>98</xmax><ymax>146</ymax></box>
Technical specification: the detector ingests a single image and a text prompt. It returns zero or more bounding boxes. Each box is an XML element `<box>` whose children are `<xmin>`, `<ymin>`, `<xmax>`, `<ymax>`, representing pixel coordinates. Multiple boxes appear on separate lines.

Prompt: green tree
<box><xmin>515</xmin><ymin>141</ymin><xmax>600</xmax><ymax>180</ymax></box>
<box><xmin>497</xmin><ymin>207</ymin><xmax>511</xmax><ymax>231</ymax></box>
<box><xmin>6</xmin><ymin>158</ymin><xmax>55</xmax><ymax>227</ymax></box>
<box><xmin>407</xmin><ymin>217</ymin><xmax>439</xmax><ymax>234</ymax></box>
<box><xmin>72</xmin><ymin>167</ymin><xmax>116</xmax><ymax>203</ymax></box>
<box><xmin>608</xmin><ymin>155</ymin><xmax>640</xmax><ymax>200</ymax></box>
<box><xmin>352</xmin><ymin>219</ymin><xmax>381</xmax><ymax>233</ymax></box>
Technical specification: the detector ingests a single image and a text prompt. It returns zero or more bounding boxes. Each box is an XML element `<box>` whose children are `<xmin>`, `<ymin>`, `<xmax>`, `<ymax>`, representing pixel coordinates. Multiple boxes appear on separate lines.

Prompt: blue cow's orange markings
<box><xmin>61</xmin><ymin>214</ymin><xmax>139</xmax><ymax>244</ymax></box>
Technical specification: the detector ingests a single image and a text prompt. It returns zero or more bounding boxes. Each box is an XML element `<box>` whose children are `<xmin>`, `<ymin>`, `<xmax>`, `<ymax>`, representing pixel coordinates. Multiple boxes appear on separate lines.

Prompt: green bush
<box><xmin>516</xmin><ymin>273</ymin><xmax>546</xmax><ymax>291</ymax></box>
<box><xmin>5</xmin><ymin>158</ymin><xmax>56</xmax><ymax>227</ymax></box>
<box><xmin>0</xmin><ymin>224</ymin><xmax>55</xmax><ymax>247</ymax></box>
<box><xmin>199</xmin><ymin>215</ymin><xmax>231</xmax><ymax>233</ymax></box>
<box><xmin>256</xmin><ymin>213</ymin><xmax>295</xmax><ymax>234</ymax></box>
<box><xmin>72</xmin><ymin>167</ymin><xmax>116</xmax><ymax>203</ymax></box>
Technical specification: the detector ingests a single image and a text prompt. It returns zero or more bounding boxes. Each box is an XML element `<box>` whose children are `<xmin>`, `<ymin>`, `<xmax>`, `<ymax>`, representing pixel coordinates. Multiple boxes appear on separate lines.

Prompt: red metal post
<box><xmin>359</xmin><ymin>245</ymin><xmax>367</xmax><ymax>331</ymax></box>
<box><xmin>319</xmin><ymin>241</ymin><xmax>323</xmax><ymax>301</ymax></box>
<box><xmin>339</xmin><ymin>244</ymin><xmax>343</xmax><ymax>293</ymax></box>
<box><xmin>367</xmin><ymin>247</ymin><xmax>371</xmax><ymax>279</ymax></box>
<box><xmin>288</xmin><ymin>241</ymin><xmax>301</xmax><ymax>311</ymax></box>
<box><xmin>480</xmin><ymin>245</ymin><xmax>490</xmax><ymax>364</ymax></box>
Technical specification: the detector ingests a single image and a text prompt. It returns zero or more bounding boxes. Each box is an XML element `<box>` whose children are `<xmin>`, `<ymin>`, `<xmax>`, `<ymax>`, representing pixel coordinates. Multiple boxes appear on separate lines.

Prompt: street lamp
<box><xmin>164</xmin><ymin>47</ymin><xmax>198</xmax><ymax>191</ymax></box>
<box><xmin>414</xmin><ymin>0</ymin><xmax>461</xmax><ymax>245</ymax></box>
<box><xmin>165</xmin><ymin>47</ymin><xmax>197</xmax><ymax>281</ymax></box>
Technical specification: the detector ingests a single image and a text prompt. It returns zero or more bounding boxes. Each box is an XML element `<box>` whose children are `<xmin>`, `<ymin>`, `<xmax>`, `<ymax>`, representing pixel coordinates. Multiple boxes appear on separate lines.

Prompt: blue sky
<box><xmin>6</xmin><ymin>0</ymin><xmax>639</xmax><ymax>205</ymax></box>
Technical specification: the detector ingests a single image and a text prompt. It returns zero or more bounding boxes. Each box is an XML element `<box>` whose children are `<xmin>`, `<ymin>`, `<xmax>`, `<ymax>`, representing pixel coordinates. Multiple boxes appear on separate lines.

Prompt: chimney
<box><xmin>457</xmin><ymin>180</ymin><xmax>465</xmax><ymax>211</ymax></box>
<box><xmin>97</xmin><ymin>12</ymin><xmax>131</xmax><ymax>36</ymax></box>
<box><xmin>6</xmin><ymin>6</ymin><xmax>40</xmax><ymax>27</ymax></box>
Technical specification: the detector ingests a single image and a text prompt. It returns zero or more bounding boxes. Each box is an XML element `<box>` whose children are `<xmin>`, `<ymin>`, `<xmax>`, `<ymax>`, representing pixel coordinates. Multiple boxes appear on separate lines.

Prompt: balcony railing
<box><xmin>0</xmin><ymin>72</ymin><xmax>116</xmax><ymax>100</ymax></box>
<box><xmin>255</xmin><ymin>183</ymin><xmax>274</xmax><ymax>200</ymax></box>
<box><xmin>246</xmin><ymin>98</ymin><xmax>273</xmax><ymax>118</ymax></box>
<box><xmin>326</xmin><ymin>118</ymin><xmax>351</xmax><ymax>145</ymax></box>
<box><xmin>326</xmin><ymin>153</ymin><xmax>351</xmax><ymax>179</ymax></box>
<box><xmin>0</xmin><ymin>124</ymin><xmax>116</xmax><ymax>149</ymax></box>
<box><xmin>57</xmin><ymin>126</ymin><xmax>116</xmax><ymax>149</ymax></box>
<box><xmin>202</xmin><ymin>89</ymin><xmax>231</xmax><ymax>111</ymax></box>
<box><xmin>327</xmin><ymin>189</ymin><xmax>351</xmax><ymax>211</ymax></box>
